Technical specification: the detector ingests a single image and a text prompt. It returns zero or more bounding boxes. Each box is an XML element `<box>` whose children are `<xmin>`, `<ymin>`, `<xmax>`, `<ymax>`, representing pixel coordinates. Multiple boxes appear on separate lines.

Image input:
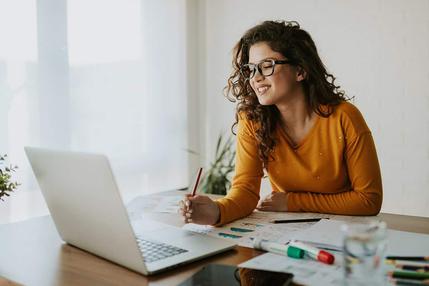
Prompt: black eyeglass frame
<box><xmin>240</xmin><ymin>59</ymin><xmax>293</xmax><ymax>80</ymax></box>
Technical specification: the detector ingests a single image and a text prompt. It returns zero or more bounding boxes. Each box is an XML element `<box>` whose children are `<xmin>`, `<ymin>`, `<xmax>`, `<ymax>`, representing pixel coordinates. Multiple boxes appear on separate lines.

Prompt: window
<box><xmin>0</xmin><ymin>0</ymin><xmax>189</xmax><ymax>223</ymax></box>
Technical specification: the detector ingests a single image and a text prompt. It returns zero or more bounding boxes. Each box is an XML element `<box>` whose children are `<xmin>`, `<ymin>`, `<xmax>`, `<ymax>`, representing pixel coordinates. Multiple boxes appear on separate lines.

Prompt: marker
<box><xmin>218</xmin><ymin>232</ymin><xmax>242</xmax><ymax>239</ymax></box>
<box><xmin>230</xmin><ymin>227</ymin><xmax>254</xmax><ymax>233</ymax></box>
<box><xmin>191</xmin><ymin>167</ymin><xmax>203</xmax><ymax>196</ymax></box>
<box><xmin>390</xmin><ymin>278</ymin><xmax>429</xmax><ymax>285</ymax></box>
<box><xmin>395</xmin><ymin>264</ymin><xmax>429</xmax><ymax>272</ymax></box>
<box><xmin>289</xmin><ymin>240</ymin><xmax>335</xmax><ymax>265</ymax></box>
<box><xmin>243</xmin><ymin>222</ymin><xmax>264</xmax><ymax>227</ymax></box>
<box><xmin>271</xmin><ymin>218</ymin><xmax>328</xmax><ymax>224</ymax></box>
<box><xmin>253</xmin><ymin>238</ymin><xmax>304</xmax><ymax>259</ymax></box>
<box><xmin>388</xmin><ymin>270</ymin><xmax>429</xmax><ymax>280</ymax></box>
<box><xmin>386</xmin><ymin>256</ymin><xmax>429</xmax><ymax>262</ymax></box>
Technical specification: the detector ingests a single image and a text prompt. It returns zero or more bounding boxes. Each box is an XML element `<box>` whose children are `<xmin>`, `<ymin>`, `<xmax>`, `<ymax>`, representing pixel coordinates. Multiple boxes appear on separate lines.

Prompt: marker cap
<box><xmin>287</xmin><ymin>246</ymin><xmax>304</xmax><ymax>258</ymax></box>
<box><xmin>317</xmin><ymin>250</ymin><xmax>335</xmax><ymax>264</ymax></box>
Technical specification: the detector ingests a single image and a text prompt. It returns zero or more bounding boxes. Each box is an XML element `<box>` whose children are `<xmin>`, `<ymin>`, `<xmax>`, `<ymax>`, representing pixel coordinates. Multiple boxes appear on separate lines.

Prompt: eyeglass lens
<box><xmin>241</xmin><ymin>60</ymin><xmax>275</xmax><ymax>80</ymax></box>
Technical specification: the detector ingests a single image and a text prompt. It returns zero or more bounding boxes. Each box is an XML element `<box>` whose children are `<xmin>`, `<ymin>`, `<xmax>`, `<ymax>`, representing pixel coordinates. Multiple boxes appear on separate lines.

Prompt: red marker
<box><xmin>289</xmin><ymin>240</ymin><xmax>335</xmax><ymax>265</ymax></box>
<box><xmin>191</xmin><ymin>167</ymin><xmax>203</xmax><ymax>196</ymax></box>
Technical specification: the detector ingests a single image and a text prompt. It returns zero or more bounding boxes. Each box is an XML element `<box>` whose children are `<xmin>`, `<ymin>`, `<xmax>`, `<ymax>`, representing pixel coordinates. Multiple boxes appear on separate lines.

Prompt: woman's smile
<box><xmin>256</xmin><ymin>85</ymin><xmax>270</xmax><ymax>95</ymax></box>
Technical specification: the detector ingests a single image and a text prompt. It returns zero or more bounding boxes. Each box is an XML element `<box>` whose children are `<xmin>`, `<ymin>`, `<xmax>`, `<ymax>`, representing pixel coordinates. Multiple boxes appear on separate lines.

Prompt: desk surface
<box><xmin>1</xmin><ymin>191</ymin><xmax>428</xmax><ymax>286</ymax></box>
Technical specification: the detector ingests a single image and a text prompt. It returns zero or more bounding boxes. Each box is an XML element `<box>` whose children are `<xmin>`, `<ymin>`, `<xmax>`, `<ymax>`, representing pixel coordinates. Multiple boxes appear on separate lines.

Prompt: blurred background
<box><xmin>1</xmin><ymin>0</ymin><xmax>428</xmax><ymax>223</ymax></box>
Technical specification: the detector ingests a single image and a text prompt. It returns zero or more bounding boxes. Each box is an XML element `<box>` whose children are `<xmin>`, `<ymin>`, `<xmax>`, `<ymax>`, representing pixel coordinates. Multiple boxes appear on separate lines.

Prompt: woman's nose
<box><xmin>253</xmin><ymin>68</ymin><xmax>264</xmax><ymax>81</ymax></box>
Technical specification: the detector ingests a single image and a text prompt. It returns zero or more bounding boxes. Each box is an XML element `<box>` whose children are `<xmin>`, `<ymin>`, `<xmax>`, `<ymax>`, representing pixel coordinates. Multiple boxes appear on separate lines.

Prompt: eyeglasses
<box><xmin>240</xmin><ymin>59</ymin><xmax>292</xmax><ymax>80</ymax></box>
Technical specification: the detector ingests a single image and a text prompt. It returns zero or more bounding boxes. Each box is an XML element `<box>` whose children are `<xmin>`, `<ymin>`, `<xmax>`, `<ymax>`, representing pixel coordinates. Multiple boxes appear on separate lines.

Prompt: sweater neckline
<box><xmin>278</xmin><ymin>115</ymin><xmax>321</xmax><ymax>150</ymax></box>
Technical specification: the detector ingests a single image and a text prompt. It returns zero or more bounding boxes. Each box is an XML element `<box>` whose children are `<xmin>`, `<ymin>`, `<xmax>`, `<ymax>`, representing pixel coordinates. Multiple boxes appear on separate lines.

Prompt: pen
<box><xmin>271</xmin><ymin>218</ymin><xmax>328</xmax><ymax>224</ymax></box>
<box><xmin>289</xmin><ymin>240</ymin><xmax>335</xmax><ymax>265</ymax></box>
<box><xmin>191</xmin><ymin>167</ymin><xmax>203</xmax><ymax>196</ymax></box>
<box><xmin>386</xmin><ymin>256</ymin><xmax>429</xmax><ymax>262</ymax></box>
<box><xmin>388</xmin><ymin>270</ymin><xmax>429</xmax><ymax>280</ymax></box>
<box><xmin>253</xmin><ymin>238</ymin><xmax>304</xmax><ymax>259</ymax></box>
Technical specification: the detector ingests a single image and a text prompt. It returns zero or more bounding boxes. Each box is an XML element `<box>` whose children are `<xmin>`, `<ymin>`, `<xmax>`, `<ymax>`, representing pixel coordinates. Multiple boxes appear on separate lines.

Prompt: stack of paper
<box><xmin>239</xmin><ymin>219</ymin><xmax>429</xmax><ymax>285</ymax></box>
<box><xmin>283</xmin><ymin>219</ymin><xmax>429</xmax><ymax>256</ymax></box>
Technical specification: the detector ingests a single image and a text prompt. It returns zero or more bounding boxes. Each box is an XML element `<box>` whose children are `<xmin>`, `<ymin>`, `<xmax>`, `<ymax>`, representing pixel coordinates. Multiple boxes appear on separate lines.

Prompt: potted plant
<box><xmin>0</xmin><ymin>154</ymin><xmax>20</xmax><ymax>201</ymax></box>
<box><xmin>200</xmin><ymin>134</ymin><xmax>236</xmax><ymax>195</ymax></box>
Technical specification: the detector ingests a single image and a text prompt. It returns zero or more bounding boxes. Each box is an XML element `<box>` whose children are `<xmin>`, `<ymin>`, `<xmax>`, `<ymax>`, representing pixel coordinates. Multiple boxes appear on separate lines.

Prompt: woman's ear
<box><xmin>296</xmin><ymin>66</ymin><xmax>307</xmax><ymax>82</ymax></box>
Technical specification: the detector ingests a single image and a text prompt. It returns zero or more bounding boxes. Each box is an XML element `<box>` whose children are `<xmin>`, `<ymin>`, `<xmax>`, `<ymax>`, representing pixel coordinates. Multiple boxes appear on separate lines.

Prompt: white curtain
<box><xmin>0</xmin><ymin>0</ymin><xmax>189</xmax><ymax>223</ymax></box>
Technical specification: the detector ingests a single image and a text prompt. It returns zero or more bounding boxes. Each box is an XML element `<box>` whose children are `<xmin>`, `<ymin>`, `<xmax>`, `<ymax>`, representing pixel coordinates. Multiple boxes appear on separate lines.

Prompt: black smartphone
<box><xmin>178</xmin><ymin>264</ymin><xmax>294</xmax><ymax>286</ymax></box>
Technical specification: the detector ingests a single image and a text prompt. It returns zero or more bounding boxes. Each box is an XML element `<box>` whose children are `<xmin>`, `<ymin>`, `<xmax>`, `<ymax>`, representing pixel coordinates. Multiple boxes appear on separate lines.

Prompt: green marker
<box><xmin>253</xmin><ymin>238</ymin><xmax>304</xmax><ymax>259</ymax></box>
<box><xmin>218</xmin><ymin>232</ymin><xmax>242</xmax><ymax>239</ymax></box>
<box><xmin>389</xmin><ymin>270</ymin><xmax>429</xmax><ymax>280</ymax></box>
<box><xmin>230</xmin><ymin>227</ymin><xmax>254</xmax><ymax>233</ymax></box>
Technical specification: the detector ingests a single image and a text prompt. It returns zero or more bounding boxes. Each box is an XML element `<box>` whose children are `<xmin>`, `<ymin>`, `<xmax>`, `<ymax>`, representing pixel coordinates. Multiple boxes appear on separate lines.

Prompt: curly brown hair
<box><xmin>225</xmin><ymin>20</ymin><xmax>348</xmax><ymax>168</ymax></box>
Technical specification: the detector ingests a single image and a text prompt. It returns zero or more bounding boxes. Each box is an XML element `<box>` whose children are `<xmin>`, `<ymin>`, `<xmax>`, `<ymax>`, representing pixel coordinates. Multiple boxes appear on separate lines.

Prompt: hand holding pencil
<box><xmin>179</xmin><ymin>168</ymin><xmax>220</xmax><ymax>225</ymax></box>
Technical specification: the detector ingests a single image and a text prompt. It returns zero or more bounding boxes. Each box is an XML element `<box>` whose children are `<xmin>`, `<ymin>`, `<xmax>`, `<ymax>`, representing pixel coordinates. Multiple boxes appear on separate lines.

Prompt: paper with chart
<box><xmin>183</xmin><ymin>210</ymin><xmax>378</xmax><ymax>248</ymax></box>
<box><xmin>183</xmin><ymin>211</ymin><xmax>326</xmax><ymax>248</ymax></box>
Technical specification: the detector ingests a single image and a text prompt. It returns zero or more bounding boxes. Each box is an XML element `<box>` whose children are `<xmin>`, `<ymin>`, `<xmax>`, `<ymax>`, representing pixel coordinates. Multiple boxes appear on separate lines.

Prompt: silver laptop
<box><xmin>25</xmin><ymin>147</ymin><xmax>236</xmax><ymax>275</ymax></box>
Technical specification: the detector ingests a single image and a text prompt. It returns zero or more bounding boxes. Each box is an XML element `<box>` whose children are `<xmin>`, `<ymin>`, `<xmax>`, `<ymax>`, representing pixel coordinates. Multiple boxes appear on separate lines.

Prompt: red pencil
<box><xmin>191</xmin><ymin>167</ymin><xmax>203</xmax><ymax>196</ymax></box>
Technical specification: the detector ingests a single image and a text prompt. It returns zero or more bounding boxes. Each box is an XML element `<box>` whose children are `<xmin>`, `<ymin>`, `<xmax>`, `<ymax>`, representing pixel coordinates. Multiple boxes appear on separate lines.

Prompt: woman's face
<box><xmin>248</xmin><ymin>42</ymin><xmax>301</xmax><ymax>106</ymax></box>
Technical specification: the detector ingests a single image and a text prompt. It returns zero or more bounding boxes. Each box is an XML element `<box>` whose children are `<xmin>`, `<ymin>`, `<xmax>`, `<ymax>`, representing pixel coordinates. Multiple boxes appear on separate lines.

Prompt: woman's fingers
<box><xmin>257</xmin><ymin>205</ymin><xmax>274</xmax><ymax>211</ymax></box>
<box><xmin>179</xmin><ymin>200</ymin><xmax>185</xmax><ymax>209</ymax></box>
<box><xmin>257</xmin><ymin>197</ymin><xmax>275</xmax><ymax>210</ymax></box>
<box><xmin>258</xmin><ymin>200</ymin><xmax>273</xmax><ymax>208</ymax></box>
<box><xmin>182</xmin><ymin>211</ymin><xmax>192</xmax><ymax>223</ymax></box>
<box><xmin>261</xmin><ymin>196</ymin><xmax>273</xmax><ymax>203</ymax></box>
<box><xmin>179</xmin><ymin>199</ymin><xmax>191</xmax><ymax>209</ymax></box>
<box><xmin>179</xmin><ymin>198</ymin><xmax>192</xmax><ymax>212</ymax></box>
<box><xmin>179</xmin><ymin>198</ymin><xmax>193</xmax><ymax>222</ymax></box>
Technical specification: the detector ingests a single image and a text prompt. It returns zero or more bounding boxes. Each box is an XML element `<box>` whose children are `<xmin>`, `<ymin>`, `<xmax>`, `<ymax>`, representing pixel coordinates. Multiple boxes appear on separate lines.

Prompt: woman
<box><xmin>180</xmin><ymin>20</ymin><xmax>382</xmax><ymax>226</ymax></box>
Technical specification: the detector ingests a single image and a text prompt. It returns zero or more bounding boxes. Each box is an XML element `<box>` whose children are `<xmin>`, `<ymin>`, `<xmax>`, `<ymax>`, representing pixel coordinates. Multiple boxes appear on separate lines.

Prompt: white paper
<box><xmin>239</xmin><ymin>253</ymin><xmax>344</xmax><ymax>285</ymax></box>
<box><xmin>286</xmin><ymin>219</ymin><xmax>429</xmax><ymax>256</ymax></box>
<box><xmin>284</xmin><ymin>219</ymin><xmax>346</xmax><ymax>247</ymax></box>
<box><xmin>152</xmin><ymin>195</ymin><xmax>183</xmax><ymax>213</ymax></box>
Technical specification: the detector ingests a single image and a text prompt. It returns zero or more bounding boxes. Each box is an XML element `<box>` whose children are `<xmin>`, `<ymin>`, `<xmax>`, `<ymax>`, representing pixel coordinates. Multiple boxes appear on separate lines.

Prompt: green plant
<box><xmin>200</xmin><ymin>134</ymin><xmax>236</xmax><ymax>195</ymax></box>
<box><xmin>0</xmin><ymin>154</ymin><xmax>20</xmax><ymax>201</ymax></box>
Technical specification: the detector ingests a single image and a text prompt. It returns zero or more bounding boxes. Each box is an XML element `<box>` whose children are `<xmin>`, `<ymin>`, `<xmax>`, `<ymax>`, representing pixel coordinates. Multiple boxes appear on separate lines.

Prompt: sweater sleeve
<box><xmin>286</xmin><ymin>131</ymin><xmax>383</xmax><ymax>215</ymax></box>
<box><xmin>214</xmin><ymin>117</ymin><xmax>264</xmax><ymax>225</ymax></box>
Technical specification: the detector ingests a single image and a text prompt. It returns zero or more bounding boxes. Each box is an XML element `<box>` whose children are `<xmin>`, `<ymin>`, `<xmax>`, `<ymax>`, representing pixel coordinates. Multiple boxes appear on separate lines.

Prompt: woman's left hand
<box><xmin>256</xmin><ymin>192</ymin><xmax>288</xmax><ymax>212</ymax></box>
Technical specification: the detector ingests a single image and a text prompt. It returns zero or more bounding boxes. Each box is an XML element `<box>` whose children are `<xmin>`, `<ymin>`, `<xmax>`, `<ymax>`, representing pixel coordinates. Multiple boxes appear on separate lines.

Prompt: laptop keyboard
<box><xmin>136</xmin><ymin>237</ymin><xmax>188</xmax><ymax>263</ymax></box>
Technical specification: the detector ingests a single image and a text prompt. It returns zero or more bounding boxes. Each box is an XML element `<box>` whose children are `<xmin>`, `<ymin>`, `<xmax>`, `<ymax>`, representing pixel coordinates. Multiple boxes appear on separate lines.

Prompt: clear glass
<box><xmin>342</xmin><ymin>221</ymin><xmax>387</xmax><ymax>286</ymax></box>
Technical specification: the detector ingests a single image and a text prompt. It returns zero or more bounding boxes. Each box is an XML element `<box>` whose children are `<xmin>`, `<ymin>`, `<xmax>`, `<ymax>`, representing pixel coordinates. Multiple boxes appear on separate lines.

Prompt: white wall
<box><xmin>198</xmin><ymin>0</ymin><xmax>429</xmax><ymax>217</ymax></box>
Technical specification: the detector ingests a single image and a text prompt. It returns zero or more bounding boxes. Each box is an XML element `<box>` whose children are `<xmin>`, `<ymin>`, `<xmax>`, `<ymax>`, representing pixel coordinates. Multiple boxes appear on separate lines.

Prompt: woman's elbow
<box><xmin>360</xmin><ymin>190</ymin><xmax>383</xmax><ymax>215</ymax></box>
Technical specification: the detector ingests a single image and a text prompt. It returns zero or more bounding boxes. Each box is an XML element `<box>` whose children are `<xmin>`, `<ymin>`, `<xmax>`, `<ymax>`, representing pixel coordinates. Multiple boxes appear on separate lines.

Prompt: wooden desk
<box><xmin>1</xmin><ymin>191</ymin><xmax>428</xmax><ymax>286</ymax></box>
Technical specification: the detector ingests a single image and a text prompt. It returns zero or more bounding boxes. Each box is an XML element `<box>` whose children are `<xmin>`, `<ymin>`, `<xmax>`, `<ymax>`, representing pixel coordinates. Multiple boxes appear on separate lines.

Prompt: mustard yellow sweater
<box><xmin>215</xmin><ymin>102</ymin><xmax>382</xmax><ymax>225</ymax></box>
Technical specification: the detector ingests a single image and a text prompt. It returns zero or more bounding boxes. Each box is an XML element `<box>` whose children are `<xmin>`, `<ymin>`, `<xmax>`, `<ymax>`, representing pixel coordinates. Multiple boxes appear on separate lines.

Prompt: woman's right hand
<box><xmin>179</xmin><ymin>194</ymin><xmax>220</xmax><ymax>225</ymax></box>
